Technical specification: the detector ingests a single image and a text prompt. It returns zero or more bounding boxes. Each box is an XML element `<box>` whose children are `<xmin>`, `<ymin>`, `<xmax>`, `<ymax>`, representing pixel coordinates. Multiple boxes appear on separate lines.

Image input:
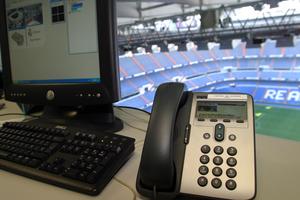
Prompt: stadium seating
<box><xmin>116</xmin><ymin>40</ymin><xmax>300</xmax><ymax>111</ymax></box>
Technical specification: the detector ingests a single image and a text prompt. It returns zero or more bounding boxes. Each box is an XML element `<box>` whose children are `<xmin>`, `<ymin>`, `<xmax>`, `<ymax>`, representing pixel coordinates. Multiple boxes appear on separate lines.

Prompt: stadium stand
<box><xmin>116</xmin><ymin>40</ymin><xmax>300</xmax><ymax>111</ymax></box>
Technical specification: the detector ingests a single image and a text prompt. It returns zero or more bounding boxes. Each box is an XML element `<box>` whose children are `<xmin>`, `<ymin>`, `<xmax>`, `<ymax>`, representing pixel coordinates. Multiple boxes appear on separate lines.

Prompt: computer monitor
<box><xmin>0</xmin><ymin>0</ymin><xmax>122</xmax><ymax>132</ymax></box>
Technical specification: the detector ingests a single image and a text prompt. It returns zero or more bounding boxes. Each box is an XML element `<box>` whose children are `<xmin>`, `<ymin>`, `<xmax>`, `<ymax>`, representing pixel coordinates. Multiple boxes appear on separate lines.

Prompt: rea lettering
<box><xmin>264</xmin><ymin>89</ymin><xmax>300</xmax><ymax>102</ymax></box>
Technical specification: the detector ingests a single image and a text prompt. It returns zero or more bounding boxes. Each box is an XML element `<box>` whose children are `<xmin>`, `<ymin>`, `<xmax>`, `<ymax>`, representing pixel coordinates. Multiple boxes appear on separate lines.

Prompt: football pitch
<box><xmin>255</xmin><ymin>105</ymin><xmax>300</xmax><ymax>141</ymax></box>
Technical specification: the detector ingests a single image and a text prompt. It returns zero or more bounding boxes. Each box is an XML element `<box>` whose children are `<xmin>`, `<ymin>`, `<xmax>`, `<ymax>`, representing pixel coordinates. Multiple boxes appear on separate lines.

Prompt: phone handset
<box><xmin>137</xmin><ymin>82</ymin><xmax>186</xmax><ymax>193</ymax></box>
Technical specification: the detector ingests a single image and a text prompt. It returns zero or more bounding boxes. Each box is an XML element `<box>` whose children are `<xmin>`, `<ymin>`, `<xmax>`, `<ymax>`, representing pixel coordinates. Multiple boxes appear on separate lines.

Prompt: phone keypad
<box><xmin>198</xmin><ymin>142</ymin><xmax>239</xmax><ymax>190</ymax></box>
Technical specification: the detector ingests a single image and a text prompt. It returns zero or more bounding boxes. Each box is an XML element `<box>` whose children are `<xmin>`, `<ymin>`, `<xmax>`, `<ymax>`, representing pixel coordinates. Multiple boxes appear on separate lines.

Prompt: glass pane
<box><xmin>116</xmin><ymin>0</ymin><xmax>300</xmax><ymax>141</ymax></box>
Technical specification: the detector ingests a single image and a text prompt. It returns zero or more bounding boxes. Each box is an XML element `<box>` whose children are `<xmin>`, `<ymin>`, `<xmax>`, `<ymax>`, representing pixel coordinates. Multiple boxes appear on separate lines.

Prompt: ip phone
<box><xmin>136</xmin><ymin>82</ymin><xmax>256</xmax><ymax>200</ymax></box>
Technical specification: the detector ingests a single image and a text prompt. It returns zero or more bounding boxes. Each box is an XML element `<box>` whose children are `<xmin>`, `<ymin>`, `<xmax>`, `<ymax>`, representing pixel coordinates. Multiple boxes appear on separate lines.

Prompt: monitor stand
<box><xmin>28</xmin><ymin>104</ymin><xmax>123</xmax><ymax>133</ymax></box>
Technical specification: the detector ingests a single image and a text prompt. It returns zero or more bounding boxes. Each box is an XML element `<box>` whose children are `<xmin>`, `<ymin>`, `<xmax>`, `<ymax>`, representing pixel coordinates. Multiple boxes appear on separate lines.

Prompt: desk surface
<box><xmin>0</xmin><ymin>101</ymin><xmax>300</xmax><ymax>200</ymax></box>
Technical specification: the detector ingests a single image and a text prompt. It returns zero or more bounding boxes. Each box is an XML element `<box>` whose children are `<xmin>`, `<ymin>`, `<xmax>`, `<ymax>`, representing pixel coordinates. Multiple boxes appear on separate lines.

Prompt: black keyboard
<box><xmin>0</xmin><ymin>122</ymin><xmax>135</xmax><ymax>195</ymax></box>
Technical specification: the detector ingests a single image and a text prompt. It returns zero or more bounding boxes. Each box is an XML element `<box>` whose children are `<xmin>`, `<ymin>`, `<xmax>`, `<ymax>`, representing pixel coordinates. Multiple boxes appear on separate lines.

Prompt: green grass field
<box><xmin>255</xmin><ymin>105</ymin><xmax>300</xmax><ymax>141</ymax></box>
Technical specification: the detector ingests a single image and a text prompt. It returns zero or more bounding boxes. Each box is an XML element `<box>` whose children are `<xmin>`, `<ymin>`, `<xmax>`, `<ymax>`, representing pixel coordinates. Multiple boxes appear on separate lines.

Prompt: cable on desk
<box><xmin>113</xmin><ymin>177</ymin><xmax>137</xmax><ymax>200</ymax></box>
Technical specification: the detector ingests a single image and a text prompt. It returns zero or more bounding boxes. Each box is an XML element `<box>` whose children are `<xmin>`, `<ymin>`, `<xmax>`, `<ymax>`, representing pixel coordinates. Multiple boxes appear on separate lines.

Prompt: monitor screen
<box><xmin>6</xmin><ymin>0</ymin><xmax>100</xmax><ymax>85</ymax></box>
<box><xmin>1</xmin><ymin>0</ymin><xmax>120</xmax><ymax>106</ymax></box>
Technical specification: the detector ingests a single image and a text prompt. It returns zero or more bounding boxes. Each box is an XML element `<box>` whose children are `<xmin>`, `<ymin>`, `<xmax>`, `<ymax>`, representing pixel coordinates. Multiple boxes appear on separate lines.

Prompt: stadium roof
<box><xmin>117</xmin><ymin>0</ymin><xmax>261</xmax><ymax>24</ymax></box>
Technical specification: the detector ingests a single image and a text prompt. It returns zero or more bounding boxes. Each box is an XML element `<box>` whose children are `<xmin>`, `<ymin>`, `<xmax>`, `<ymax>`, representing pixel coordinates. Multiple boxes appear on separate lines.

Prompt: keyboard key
<box><xmin>100</xmin><ymin>153</ymin><xmax>115</xmax><ymax>166</ymax></box>
<box><xmin>86</xmin><ymin>166</ymin><xmax>104</xmax><ymax>184</ymax></box>
<box><xmin>0</xmin><ymin>150</ymin><xmax>9</xmax><ymax>158</ymax></box>
<box><xmin>30</xmin><ymin>152</ymin><xmax>48</xmax><ymax>160</ymax></box>
<box><xmin>53</xmin><ymin>137</ymin><xmax>65</xmax><ymax>143</ymax></box>
<box><xmin>64</xmin><ymin>168</ymin><xmax>80</xmax><ymax>179</ymax></box>
<box><xmin>78</xmin><ymin>171</ymin><xmax>89</xmax><ymax>181</ymax></box>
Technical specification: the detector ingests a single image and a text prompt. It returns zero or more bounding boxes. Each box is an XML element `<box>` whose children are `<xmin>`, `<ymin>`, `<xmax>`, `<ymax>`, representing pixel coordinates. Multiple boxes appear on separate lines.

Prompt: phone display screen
<box><xmin>196</xmin><ymin>101</ymin><xmax>247</xmax><ymax>120</ymax></box>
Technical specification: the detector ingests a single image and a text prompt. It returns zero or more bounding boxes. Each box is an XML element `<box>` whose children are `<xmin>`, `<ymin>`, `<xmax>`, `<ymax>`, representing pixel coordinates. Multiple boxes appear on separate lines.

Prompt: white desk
<box><xmin>0</xmin><ymin>101</ymin><xmax>300</xmax><ymax>200</ymax></box>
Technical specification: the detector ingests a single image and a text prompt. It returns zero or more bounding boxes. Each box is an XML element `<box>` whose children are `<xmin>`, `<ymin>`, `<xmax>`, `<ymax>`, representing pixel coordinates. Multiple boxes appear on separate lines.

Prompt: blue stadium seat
<box><xmin>281</xmin><ymin>71</ymin><xmax>300</xmax><ymax>81</ymax></box>
<box><xmin>272</xmin><ymin>58</ymin><xmax>293</xmax><ymax>69</ymax></box>
<box><xmin>232</xmin><ymin>43</ymin><xmax>244</xmax><ymax>58</ymax></box>
<box><xmin>246</xmin><ymin>48</ymin><xmax>260</xmax><ymax>57</ymax></box>
<box><xmin>184</xmin><ymin>51</ymin><xmax>201</xmax><ymax>62</ymax></box>
<box><xmin>119</xmin><ymin>57</ymin><xmax>143</xmax><ymax>78</ymax></box>
<box><xmin>120</xmin><ymin>80</ymin><xmax>139</xmax><ymax>98</ymax></box>
<box><xmin>133</xmin><ymin>54</ymin><xmax>162</xmax><ymax>72</ymax></box>
<box><xmin>238</xmin><ymin>58</ymin><xmax>258</xmax><ymax>69</ymax></box>
<box><xmin>187</xmin><ymin>64</ymin><xmax>209</xmax><ymax>75</ymax></box>
<box><xmin>196</xmin><ymin>50</ymin><xmax>211</xmax><ymax>60</ymax></box>
<box><xmin>207</xmin><ymin>72</ymin><xmax>231</xmax><ymax>82</ymax></box>
<box><xmin>210</xmin><ymin>46</ymin><xmax>223</xmax><ymax>59</ymax></box>
<box><xmin>262</xmin><ymin>41</ymin><xmax>281</xmax><ymax>57</ymax></box>
<box><xmin>285</xmin><ymin>41</ymin><xmax>300</xmax><ymax>56</ymax></box>
<box><xmin>176</xmin><ymin>67</ymin><xmax>198</xmax><ymax>77</ymax></box>
<box><xmin>260</xmin><ymin>71</ymin><xmax>280</xmax><ymax>79</ymax></box>
<box><xmin>232</xmin><ymin>71</ymin><xmax>258</xmax><ymax>79</ymax></box>
<box><xmin>152</xmin><ymin>53</ymin><xmax>175</xmax><ymax>68</ymax></box>
<box><xmin>168</xmin><ymin>51</ymin><xmax>189</xmax><ymax>65</ymax></box>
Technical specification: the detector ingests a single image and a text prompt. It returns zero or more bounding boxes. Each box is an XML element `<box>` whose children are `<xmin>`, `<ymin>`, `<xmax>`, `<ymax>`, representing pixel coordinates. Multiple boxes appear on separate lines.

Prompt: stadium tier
<box><xmin>116</xmin><ymin>40</ymin><xmax>300</xmax><ymax>111</ymax></box>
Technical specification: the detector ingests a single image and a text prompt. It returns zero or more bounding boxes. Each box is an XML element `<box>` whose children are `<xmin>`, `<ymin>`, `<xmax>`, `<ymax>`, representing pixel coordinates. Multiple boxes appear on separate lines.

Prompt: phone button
<box><xmin>184</xmin><ymin>124</ymin><xmax>191</xmax><ymax>144</ymax></box>
<box><xmin>227</xmin><ymin>157</ymin><xmax>237</xmax><ymax>167</ymax></box>
<box><xmin>200</xmin><ymin>155</ymin><xmax>210</xmax><ymax>164</ymax></box>
<box><xmin>215</xmin><ymin>123</ymin><xmax>225</xmax><ymax>142</ymax></box>
<box><xmin>226</xmin><ymin>168</ymin><xmax>237</xmax><ymax>178</ymax></box>
<box><xmin>212</xmin><ymin>167</ymin><xmax>223</xmax><ymax>177</ymax></box>
<box><xmin>226</xmin><ymin>180</ymin><xmax>237</xmax><ymax>190</ymax></box>
<box><xmin>229</xmin><ymin>134</ymin><xmax>236</xmax><ymax>141</ymax></box>
<box><xmin>213</xmin><ymin>156</ymin><xmax>223</xmax><ymax>165</ymax></box>
<box><xmin>227</xmin><ymin>147</ymin><xmax>237</xmax><ymax>156</ymax></box>
<box><xmin>198</xmin><ymin>177</ymin><xmax>208</xmax><ymax>187</ymax></box>
<box><xmin>211</xmin><ymin>178</ymin><xmax>222</xmax><ymax>189</ymax></box>
<box><xmin>201</xmin><ymin>145</ymin><xmax>211</xmax><ymax>154</ymax></box>
<box><xmin>199</xmin><ymin>166</ymin><xmax>209</xmax><ymax>175</ymax></box>
<box><xmin>203</xmin><ymin>133</ymin><xmax>211</xmax><ymax>140</ymax></box>
<box><xmin>214</xmin><ymin>146</ymin><xmax>224</xmax><ymax>155</ymax></box>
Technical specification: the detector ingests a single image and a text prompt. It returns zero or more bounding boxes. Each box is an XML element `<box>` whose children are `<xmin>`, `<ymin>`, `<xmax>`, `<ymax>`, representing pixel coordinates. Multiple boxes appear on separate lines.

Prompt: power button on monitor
<box><xmin>46</xmin><ymin>90</ymin><xmax>55</xmax><ymax>101</ymax></box>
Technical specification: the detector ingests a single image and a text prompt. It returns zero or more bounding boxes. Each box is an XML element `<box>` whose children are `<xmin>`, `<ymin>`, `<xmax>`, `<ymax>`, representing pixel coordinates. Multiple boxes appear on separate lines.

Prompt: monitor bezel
<box><xmin>0</xmin><ymin>0</ymin><xmax>121</xmax><ymax>106</ymax></box>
